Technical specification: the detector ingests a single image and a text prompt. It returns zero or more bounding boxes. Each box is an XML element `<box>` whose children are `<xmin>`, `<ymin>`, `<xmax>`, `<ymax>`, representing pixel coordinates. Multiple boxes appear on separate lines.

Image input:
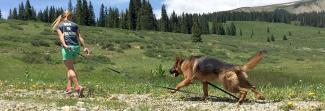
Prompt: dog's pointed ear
<box><xmin>176</xmin><ymin>56</ymin><xmax>180</xmax><ymax>61</ymax></box>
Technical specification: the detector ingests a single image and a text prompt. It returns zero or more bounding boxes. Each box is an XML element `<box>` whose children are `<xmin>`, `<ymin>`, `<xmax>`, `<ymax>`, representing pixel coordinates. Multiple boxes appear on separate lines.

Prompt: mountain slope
<box><xmin>232</xmin><ymin>0</ymin><xmax>325</xmax><ymax>14</ymax></box>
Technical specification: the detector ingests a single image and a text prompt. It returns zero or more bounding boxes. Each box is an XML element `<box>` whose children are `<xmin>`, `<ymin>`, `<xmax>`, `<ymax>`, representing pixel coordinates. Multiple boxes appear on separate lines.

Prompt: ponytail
<box><xmin>51</xmin><ymin>15</ymin><xmax>64</xmax><ymax>31</ymax></box>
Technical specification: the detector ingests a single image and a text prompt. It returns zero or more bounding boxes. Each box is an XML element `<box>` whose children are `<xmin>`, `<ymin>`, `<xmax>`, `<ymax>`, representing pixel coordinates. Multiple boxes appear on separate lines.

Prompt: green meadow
<box><xmin>0</xmin><ymin>19</ymin><xmax>325</xmax><ymax>103</ymax></box>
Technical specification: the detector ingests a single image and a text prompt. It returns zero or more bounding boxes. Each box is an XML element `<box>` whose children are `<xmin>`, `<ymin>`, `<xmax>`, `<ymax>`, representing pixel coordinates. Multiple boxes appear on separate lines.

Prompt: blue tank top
<box><xmin>58</xmin><ymin>20</ymin><xmax>79</xmax><ymax>46</ymax></box>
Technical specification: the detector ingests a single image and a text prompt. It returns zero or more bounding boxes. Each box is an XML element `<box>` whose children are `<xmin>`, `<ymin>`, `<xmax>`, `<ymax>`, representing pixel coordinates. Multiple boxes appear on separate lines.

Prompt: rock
<box><xmin>76</xmin><ymin>101</ymin><xmax>85</xmax><ymax>107</ymax></box>
<box><xmin>61</xmin><ymin>106</ymin><xmax>70</xmax><ymax>111</ymax></box>
<box><xmin>80</xmin><ymin>108</ymin><xmax>87</xmax><ymax>111</ymax></box>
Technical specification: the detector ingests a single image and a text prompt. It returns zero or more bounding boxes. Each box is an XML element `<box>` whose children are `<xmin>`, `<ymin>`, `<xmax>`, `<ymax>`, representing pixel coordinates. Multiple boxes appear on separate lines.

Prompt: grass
<box><xmin>0</xmin><ymin>19</ymin><xmax>325</xmax><ymax>107</ymax></box>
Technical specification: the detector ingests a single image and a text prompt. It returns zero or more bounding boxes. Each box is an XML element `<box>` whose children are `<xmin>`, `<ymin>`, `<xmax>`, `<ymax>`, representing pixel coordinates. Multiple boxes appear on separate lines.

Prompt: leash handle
<box><xmin>207</xmin><ymin>82</ymin><xmax>239</xmax><ymax>100</ymax></box>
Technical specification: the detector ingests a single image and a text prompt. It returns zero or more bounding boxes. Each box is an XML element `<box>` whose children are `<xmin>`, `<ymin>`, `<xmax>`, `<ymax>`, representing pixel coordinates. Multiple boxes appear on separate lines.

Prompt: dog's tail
<box><xmin>236</xmin><ymin>50</ymin><xmax>266</xmax><ymax>72</ymax></box>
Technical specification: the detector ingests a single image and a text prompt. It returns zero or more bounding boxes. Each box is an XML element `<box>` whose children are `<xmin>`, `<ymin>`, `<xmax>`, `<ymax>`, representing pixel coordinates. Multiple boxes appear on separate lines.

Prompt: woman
<box><xmin>52</xmin><ymin>11</ymin><xmax>90</xmax><ymax>97</ymax></box>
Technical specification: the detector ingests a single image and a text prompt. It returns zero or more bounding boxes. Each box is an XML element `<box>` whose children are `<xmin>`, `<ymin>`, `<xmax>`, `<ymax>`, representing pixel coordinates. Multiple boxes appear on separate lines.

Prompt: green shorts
<box><xmin>61</xmin><ymin>45</ymin><xmax>81</xmax><ymax>60</ymax></box>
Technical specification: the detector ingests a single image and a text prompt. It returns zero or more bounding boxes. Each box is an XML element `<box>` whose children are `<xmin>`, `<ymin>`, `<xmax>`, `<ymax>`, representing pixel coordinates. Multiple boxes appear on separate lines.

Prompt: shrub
<box><xmin>101</xmin><ymin>43</ymin><xmax>115</xmax><ymax>51</ymax></box>
<box><xmin>34</xmin><ymin>24</ymin><xmax>40</xmax><ymax>28</ymax></box>
<box><xmin>9</xmin><ymin>23</ymin><xmax>23</xmax><ymax>30</ymax></box>
<box><xmin>271</xmin><ymin>34</ymin><xmax>275</xmax><ymax>42</ymax></box>
<box><xmin>31</xmin><ymin>39</ymin><xmax>50</xmax><ymax>47</ymax></box>
<box><xmin>40</xmin><ymin>28</ymin><xmax>53</xmax><ymax>35</ymax></box>
<box><xmin>144</xmin><ymin>49</ymin><xmax>174</xmax><ymax>59</ymax></box>
<box><xmin>91</xmin><ymin>55</ymin><xmax>113</xmax><ymax>64</ymax></box>
<box><xmin>199</xmin><ymin>46</ymin><xmax>213</xmax><ymax>55</ymax></box>
<box><xmin>119</xmin><ymin>43</ymin><xmax>131</xmax><ymax>50</ymax></box>
<box><xmin>151</xmin><ymin>64</ymin><xmax>166</xmax><ymax>77</ymax></box>
<box><xmin>283</xmin><ymin>35</ymin><xmax>288</xmax><ymax>40</ymax></box>
<box><xmin>22</xmin><ymin>52</ymin><xmax>52</xmax><ymax>64</ymax></box>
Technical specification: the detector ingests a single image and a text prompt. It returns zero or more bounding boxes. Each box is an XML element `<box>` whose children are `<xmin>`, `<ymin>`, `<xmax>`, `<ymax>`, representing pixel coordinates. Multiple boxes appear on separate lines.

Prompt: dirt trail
<box><xmin>0</xmin><ymin>89</ymin><xmax>324</xmax><ymax>111</ymax></box>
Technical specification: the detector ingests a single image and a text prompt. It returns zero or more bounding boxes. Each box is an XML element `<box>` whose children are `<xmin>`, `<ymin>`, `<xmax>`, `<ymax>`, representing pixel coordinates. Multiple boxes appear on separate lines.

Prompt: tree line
<box><xmin>6</xmin><ymin>0</ymin><xmax>325</xmax><ymax>35</ymax></box>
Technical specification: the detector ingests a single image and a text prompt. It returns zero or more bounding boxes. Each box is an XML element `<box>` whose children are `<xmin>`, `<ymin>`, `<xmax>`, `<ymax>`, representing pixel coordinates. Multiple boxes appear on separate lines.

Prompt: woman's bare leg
<box><xmin>64</xmin><ymin>60</ymin><xmax>80</xmax><ymax>88</ymax></box>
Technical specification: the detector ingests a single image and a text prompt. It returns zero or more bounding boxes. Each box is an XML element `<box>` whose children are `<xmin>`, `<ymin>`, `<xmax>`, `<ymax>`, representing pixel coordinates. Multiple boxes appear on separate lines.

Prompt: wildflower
<box><xmin>308</xmin><ymin>92</ymin><xmax>315</xmax><ymax>96</ymax></box>
<box><xmin>287</xmin><ymin>101</ymin><xmax>294</xmax><ymax>108</ymax></box>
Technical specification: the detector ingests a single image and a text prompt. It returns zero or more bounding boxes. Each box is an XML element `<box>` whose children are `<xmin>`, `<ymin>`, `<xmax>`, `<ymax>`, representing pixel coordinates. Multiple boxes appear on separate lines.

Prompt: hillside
<box><xmin>233</xmin><ymin>0</ymin><xmax>325</xmax><ymax>14</ymax></box>
<box><xmin>0</xmin><ymin>19</ymin><xmax>324</xmax><ymax>110</ymax></box>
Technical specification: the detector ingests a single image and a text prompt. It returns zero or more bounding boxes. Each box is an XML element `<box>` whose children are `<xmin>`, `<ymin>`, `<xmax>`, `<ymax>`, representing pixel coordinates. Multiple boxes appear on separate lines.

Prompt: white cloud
<box><xmin>163</xmin><ymin>0</ymin><xmax>300</xmax><ymax>15</ymax></box>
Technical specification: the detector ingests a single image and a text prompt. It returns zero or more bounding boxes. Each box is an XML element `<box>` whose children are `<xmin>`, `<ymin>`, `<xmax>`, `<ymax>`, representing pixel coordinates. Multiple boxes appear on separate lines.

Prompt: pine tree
<box><xmin>13</xmin><ymin>8</ymin><xmax>18</xmax><ymax>19</ymax></box>
<box><xmin>267</xmin><ymin>37</ymin><xmax>270</xmax><ymax>42</ymax></box>
<box><xmin>192</xmin><ymin>21</ymin><xmax>202</xmax><ymax>42</ymax></box>
<box><xmin>98</xmin><ymin>4</ymin><xmax>106</xmax><ymax>27</ymax></box>
<box><xmin>18</xmin><ymin>2</ymin><xmax>25</xmax><ymax>20</ymax></box>
<box><xmin>128</xmin><ymin>0</ymin><xmax>141</xmax><ymax>30</ymax></box>
<box><xmin>25</xmin><ymin>0</ymin><xmax>32</xmax><ymax>20</ymax></box>
<box><xmin>43</xmin><ymin>7</ymin><xmax>49</xmax><ymax>22</ymax></box>
<box><xmin>114</xmin><ymin>8</ymin><xmax>120</xmax><ymax>28</ymax></box>
<box><xmin>211</xmin><ymin>22</ymin><xmax>217</xmax><ymax>34</ymax></box>
<box><xmin>271</xmin><ymin>34</ymin><xmax>275</xmax><ymax>41</ymax></box>
<box><xmin>250</xmin><ymin>29</ymin><xmax>254</xmax><ymax>38</ymax></box>
<box><xmin>267</xmin><ymin>27</ymin><xmax>270</xmax><ymax>33</ymax></box>
<box><xmin>88</xmin><ymin>1</ymin><xmax>96</xmax><ymax>26</ymax></box>
<box><xmin>82</xmin><ymin>0</ymin><xmax>89</xmax><ymax>25</ymax></box>
<box><xmin>199</xmin><ymin>17</ymin><xmax>209</xmax><ymax>34</ymax></box>
<box><xmin>288</xmin><ymin>31</ymin><xmax>292</xmax><ymax>36</ymax></box>
<box><xmin>228</xmin><ymin>22</ymin><xmax>236</xmax><ymax>36</ymax></box>
<box><xmin>37</xmin><ymin>11</ymin><xmax>43</xmax><ymax>21</ymax></box>
<box><xmin>216</xmin><ymin>23</ymin><xmax>225</xmax><ymax>35</ymax></box>
<box><xmin>68</xmin><ymin>0</ymin><xmax>73</xmax><ymax>12</ymax></box>
<box><xmin>7</xmin><ymin>9</ymin><xmax>12</xmax><ymax>19</ymax></box>
<box><xmin>170</xmin><ymin>11</ymin><xmax>180</xmax><ymax>33</ymax></box>
<box><xmin>120</xmin><ymin>10</ymin><xmax>129</xmax><ymax>29</ymax></box>
<box><xmin>138</xmin><ymin>0</ymin><xmax>155</xmax><ymax>30</ymax></box>
<box><xmin>108</xmin><ymin>7</ymin><xmax>120</xmax><ymax>28</ymax></box>
<box><xmin>49</xmin><ymin>6</ymin><xmax>55</xmax><ymax>22</ymax></box>
<box><xmin>76</xmin><ymin>0</ymin><xmax>83</xmax><ymax>25</ymax></box>
<box><xmin>240</xmin><ymin>29</ymin><xmax>243</xmax><ymax>36</ymax></box>
<box><xmin>283</xmin><ymin>35</ymin><xmax>288</xmax><ymax>40</ymax></box>
<box><xmin>31</xmin><ymin>7</ymin><xmax>37</xmax><ymax>20</ymax></box>
<box><xmin>160</xmin><ymin>4</ymin><xmax>170</xmax><ymax>32</ymax></box>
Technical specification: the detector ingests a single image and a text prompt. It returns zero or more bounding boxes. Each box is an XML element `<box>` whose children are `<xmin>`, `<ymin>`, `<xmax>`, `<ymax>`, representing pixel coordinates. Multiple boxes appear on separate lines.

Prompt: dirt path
<box><xmin>0</xmin><ymin>89</ymin><xmax>324</xmax><ymax>111</ymax></box>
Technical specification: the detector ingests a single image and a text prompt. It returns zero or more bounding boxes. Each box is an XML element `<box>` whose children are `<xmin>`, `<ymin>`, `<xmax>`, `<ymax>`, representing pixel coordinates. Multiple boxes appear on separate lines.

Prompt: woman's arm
<box><xmin>77</xmin><ymin>30</ymin><xmax>91</xmax><ymax>55</ymax></box>
<box><xmin>56</xmin><ymin>29</ymin><xmax>69</xmax><ymax>48</ymax></box>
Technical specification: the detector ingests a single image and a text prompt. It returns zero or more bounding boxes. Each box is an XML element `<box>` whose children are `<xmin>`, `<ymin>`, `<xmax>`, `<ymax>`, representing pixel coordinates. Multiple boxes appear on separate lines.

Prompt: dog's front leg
<box><xmin>171</xmin><ymin>79</ymin><xmax>192</xmax><ymax>93</ymax></box>
<box><xmin>202</xmin><ymin>81</ymin><xmax>209</xmax><ymax>100</ymax></box>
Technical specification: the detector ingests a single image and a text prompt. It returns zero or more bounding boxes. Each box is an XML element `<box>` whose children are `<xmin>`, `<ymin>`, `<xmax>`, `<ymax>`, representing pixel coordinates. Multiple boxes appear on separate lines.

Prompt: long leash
<box><xmin>77</xmin><ymin>53</ymin><xmax>239</xmax><ymax>100</ymax></box>
<box><xmin>207</xmin><ymin>82</ymin><xmax>239</xmax><ymax>100</ymax></box>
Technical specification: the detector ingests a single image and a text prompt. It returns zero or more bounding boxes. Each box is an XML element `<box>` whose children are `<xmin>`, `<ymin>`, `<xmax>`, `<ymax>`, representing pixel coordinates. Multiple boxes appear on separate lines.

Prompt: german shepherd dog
<box><xmin>169</xmin><ymin>51</ymin><xmax>266</xmax><ymax>104</ymax></box>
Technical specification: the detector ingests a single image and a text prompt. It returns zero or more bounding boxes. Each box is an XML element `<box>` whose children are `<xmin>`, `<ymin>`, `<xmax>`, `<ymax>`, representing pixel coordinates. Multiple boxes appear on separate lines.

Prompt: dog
<box><xmin>169</xmin><ymin>51</ymin><xmax>266</xmax><ymax>104</ymax></box>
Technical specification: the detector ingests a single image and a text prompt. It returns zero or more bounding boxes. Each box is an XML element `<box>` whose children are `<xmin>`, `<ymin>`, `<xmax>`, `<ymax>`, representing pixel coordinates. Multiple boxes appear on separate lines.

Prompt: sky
<box><xmin>0</xmin><ymin>0</ymin><xmax>300</xmax><ymax>19</ymax></box>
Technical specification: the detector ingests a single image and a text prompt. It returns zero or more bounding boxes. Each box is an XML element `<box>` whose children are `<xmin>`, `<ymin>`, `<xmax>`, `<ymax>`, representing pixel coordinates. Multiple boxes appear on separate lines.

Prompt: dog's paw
<box><xmin>256</xmin><ymin>95</ymin><xmax>265</xmax><ymax>100</ymax></box>
<box><xmin>170</xmin><ymin>90</ymin><xmax>177</xmax><ymax>93</ymax></box>
<box><xmin>200</xmin><ymin>96</ymin><xmax>208</xmax><ymax>101</ymax></box>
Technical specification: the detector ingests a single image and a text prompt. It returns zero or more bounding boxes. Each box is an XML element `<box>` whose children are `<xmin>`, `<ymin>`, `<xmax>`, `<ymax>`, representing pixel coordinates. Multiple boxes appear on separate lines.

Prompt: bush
<box><xmin>94</xmin><ymin>55</ymin><xmax>114</xmax><ymax>64</ymax></box>
<box><xmin>34</xmin><ymin>24</ymin><xmax>40</xmax><ymax>28</ymax></box>
<box><xmin>31</xmin><ymin>39</ymin><xmax>50</xmax><ymax>47</ymax></box>
<box><xmin>199</xmin><ymin>46</ymin><xmax>213</xmax><ymax>55</ymax></box>
<box><xmin>40</xmin><ymin>28</ymin><xmax>53</xmax><ymax>35</ymax></box>
<box><xmin>101</xmin><ymin>43</ymin><xmax>115</xmax><ymax>51</ymax></box>
<box><xmin>22</xmin><ymin>52</ymin><xmax>52</xmax><ymax>64</ymax></box>
<box><xmin>120</xmin><ymin>43</ymin><xmax>131</xmax><ymax>49</ymax></box>
<box><xmin>151</xmin><ymin>64</ymin><xmax>166</xmax><ymax>77</ymax></box>
<box><xmin>9</xmin><ymin>23</ymin><xmax>23</xmax><ymax>30</ymax></box>
<box><xmin>144</xmin><ymin>49</ymin><xmax>174</xmax><ymax>59</ymax></box>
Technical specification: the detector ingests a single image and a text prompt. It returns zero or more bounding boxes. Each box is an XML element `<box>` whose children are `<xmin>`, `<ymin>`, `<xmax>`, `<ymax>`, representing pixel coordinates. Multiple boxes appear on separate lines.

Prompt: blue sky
<box><xmin>0</xmin><ymin>0</ymin><xmax>299</xmax><ymax>19</ymax></box>
<box><xmin>0</xmin><ymin>0</ymin><xmax>164</xmax><ymax>19</ymax></box>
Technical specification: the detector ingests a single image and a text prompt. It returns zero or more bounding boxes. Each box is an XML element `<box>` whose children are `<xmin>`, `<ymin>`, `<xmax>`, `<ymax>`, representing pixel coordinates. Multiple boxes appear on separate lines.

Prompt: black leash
<box><xmin>207</xmin><ymin>82</ymin><xmax>239</xmax><ymax>100</ymax></box>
